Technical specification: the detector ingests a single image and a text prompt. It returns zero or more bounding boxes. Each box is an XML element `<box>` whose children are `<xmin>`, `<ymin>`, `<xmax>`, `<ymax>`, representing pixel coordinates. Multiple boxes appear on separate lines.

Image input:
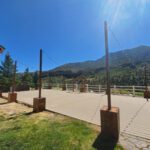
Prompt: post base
<box><xmin>62</xmin><ymin>87</ymin><xmax>66</xmax><ymax>91</ymax></box>
<box><xmin>33</xmin><ymin>97</ymin><xmax>46</xmax><ymax>112</ymax></box>
<box><xmin>80</xmin><ymin>88</ymin><xmax>86</xmax><ymax>92</ymax></box>
<box><xmin>100</xmin><ymin>106</ymin><xmax>120</xmax><ymax>140</ymax></box>
<box><xmin>8</xmin><ymin>93</ymin><xmax>17</xmax><ymax>103</ymax></box>
<box><xmin>48</xmin><ymin>86</ymin><xmax>52</xmax><ymax>89</ymax></box>
<box><xmin>144</xmin><ymin>91</ymin><xmax>150</xmax><ymax>99</ymax></box>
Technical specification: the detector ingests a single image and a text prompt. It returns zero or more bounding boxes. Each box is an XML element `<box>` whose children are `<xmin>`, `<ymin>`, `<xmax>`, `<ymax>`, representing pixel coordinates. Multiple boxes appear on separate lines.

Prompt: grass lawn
<box><xmin>112</xmin><ymin>89</ymin><xmax>144</xmax><ymax>97</ymax></box>
<box><xmin>0</xmin><ymin>103</ymin><xmax>124</xmax><ymax>150</ymax></box>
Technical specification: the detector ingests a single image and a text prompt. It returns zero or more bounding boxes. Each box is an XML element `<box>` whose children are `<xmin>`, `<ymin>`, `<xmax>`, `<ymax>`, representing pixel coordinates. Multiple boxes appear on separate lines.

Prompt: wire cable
<box><xmin>43</xmin><ymin>50</ymin><xmax>59</xmax><ymax>66</ymax></box>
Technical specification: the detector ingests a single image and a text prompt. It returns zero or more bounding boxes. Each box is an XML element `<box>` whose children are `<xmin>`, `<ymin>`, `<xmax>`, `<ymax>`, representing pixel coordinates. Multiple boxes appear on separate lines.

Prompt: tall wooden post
<box><xmin>100</xmin><ymin>21</ymin><xmax>120</xmax><ymax>140</ymax></box>
<box><xmin>39</xmin><ymin>49</ymin><xmax>42</xmax><ymax>98</ymax></box>
<box><xmin>33</xmin><ymin>48</ymin><xmax>46</xmax><ymax>112</ymax></box>
<box><xmin>104</xmin><ymin>21</ymin><xmax>111</xmax><ymax>110</ymax></box>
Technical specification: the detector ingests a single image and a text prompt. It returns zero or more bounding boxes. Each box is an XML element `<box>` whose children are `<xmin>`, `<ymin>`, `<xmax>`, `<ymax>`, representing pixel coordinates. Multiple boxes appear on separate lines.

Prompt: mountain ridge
<box><xmin>51</xmin><ymin>45</ymin><xmax>150</xmax><ymax>73</ymax></box>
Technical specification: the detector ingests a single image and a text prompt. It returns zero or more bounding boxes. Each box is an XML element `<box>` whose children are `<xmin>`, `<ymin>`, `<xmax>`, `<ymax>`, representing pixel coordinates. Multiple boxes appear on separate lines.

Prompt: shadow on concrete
<box><xmin>92</xmin><ymin>133</ymin><xmax>118</xmax><ymax>150</ymax></box>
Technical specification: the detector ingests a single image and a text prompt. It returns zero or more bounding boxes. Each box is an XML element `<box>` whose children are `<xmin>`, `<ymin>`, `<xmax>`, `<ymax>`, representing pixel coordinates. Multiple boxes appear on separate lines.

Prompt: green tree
<box><xmin>0</xmin><ymin>53</ymin><xmax>14</xmax><ymax>91</ymax></box>
<box><xmin>21</xmin><ymin>68</ymin><xmax>33</xmax><ymax>88</ymax></box>
<box><xmin>33</xmin><ymin>71</ymin><xmax>39</xmax><ymax>89</ymax></box>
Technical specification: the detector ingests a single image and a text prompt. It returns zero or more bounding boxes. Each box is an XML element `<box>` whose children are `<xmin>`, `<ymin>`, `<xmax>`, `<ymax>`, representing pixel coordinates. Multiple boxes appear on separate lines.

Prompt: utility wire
<box><xmin>108</xmin><ymin>27</ymin><xmax>136</xmax><ymax>67</ymax></box>
<box><xmin>109</xmin><ymin>28</ymin><xmax>124</xmax><ymax>50</ymax></box>
<box><xmin>43</xmin><ymin>50</ymin><xmax>59</xmax><ymax>66</ymax></box>
<box><xmin>108</xmin><ymin>26</ymin><xmax>150</xmax><ymax>85</ymax></box>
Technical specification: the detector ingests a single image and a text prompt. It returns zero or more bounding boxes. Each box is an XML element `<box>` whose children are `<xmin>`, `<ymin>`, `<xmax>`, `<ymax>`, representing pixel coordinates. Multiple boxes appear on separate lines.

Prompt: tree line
<box><xmin>0</xmin><ymin>53</ymin><xmax>149</xmax><ymax>92</ymax></box>
<box><xmin>0</xmin><ymin>53</ymin><xmax>39</xmax><ymax>92</ymax></box>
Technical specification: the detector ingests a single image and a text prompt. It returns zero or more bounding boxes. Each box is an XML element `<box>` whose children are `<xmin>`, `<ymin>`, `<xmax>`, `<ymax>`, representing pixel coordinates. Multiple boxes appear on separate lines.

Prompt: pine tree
<box><xmin>0</xmin><ymin>53</ymin><xmax>14</xmax><ymax>91</ymax></box>
<box><xmin>21</xmin><ymin>68</ymin><xmax>33</xmax><ymax>87</ymax></box>
<box><xmin>33</xmin><ymin>71</ymin><xmax>39</xmax><ymax>89</ymax></box>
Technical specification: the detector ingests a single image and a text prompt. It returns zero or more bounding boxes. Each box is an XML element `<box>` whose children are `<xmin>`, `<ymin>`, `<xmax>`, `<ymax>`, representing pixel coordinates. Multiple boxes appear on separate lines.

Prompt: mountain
<box><xmin>43</xmin><ymin>45</ymin><xmax>150</xmax><ymax>85</ymax></box>
<box><xmin>52</xmin><ymin>45</ymin><xmax>150</xmax><ymax>73</ymax></box>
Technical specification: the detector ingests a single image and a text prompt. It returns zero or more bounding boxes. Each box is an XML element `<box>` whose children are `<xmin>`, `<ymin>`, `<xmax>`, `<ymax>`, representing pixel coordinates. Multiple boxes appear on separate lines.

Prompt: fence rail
<box><xmin>43</xmin><ymin>83</ymin><xmax>150</xmax><ymax>97</ymax></box>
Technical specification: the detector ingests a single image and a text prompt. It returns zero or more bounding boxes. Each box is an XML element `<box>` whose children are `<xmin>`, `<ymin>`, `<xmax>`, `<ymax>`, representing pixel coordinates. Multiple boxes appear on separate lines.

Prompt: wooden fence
<box><xmin>43</xmin><ymin>83</ymin><xmax>150</xmax><ymax>97</ymax></box>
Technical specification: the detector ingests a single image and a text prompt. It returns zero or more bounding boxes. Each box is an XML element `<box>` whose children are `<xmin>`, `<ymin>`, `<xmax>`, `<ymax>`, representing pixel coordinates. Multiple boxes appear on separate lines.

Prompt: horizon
<box><xmin>1</xmin><ymin>0</ymin><xmax>150</xmax><ymax>72</ymax></box>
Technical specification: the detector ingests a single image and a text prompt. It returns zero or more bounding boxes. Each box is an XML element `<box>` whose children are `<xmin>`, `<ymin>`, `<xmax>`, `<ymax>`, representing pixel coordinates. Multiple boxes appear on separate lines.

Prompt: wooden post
<box><xmin>86</xmin><ymin>84</ymin><xmax>89</xmax><ymax>92</ymax></box>
<box><xmin>39</xmin><ymin>49</ymin><xmax>42</xmax><ymax>98</ymax></box>
<box><xmin>104</xmin><ymin>21</ymin><xmax>111</xmax><ymax>110</ymax></box>
<box><xmin>132</xmin><ymin>86</ymin><xmax>135</xmax><ymax>97</ymax></box>
<box><xmin>33</xmin><ymin>49</ymin><xmax>46</xmax><ymax>112</ymax></box>
<box><xmin>114</xmin><ymin>85</ymin><xmax>116</xmax><ymax>90</ymax></box>
<box><xmin>76</xmin><ymin>83</ymin><xmax>78</xmax><ymax>91</ymax></box>
<box><xmin>99</xmin><ymin>85</ymin><xmax>101</xmax><ymax>93</ymax></box>
<box><xmin>100</xmin><ymin>21</ymin><xmax>120</xmax><ymax>140</ymax></box>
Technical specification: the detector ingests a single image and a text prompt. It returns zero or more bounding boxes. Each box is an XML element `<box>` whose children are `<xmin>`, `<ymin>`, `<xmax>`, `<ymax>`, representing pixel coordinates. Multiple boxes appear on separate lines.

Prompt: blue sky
<box><xmin>0</xmin><ymin>0</ymin><xmax>150</xmax><ymax>72</ymax></box>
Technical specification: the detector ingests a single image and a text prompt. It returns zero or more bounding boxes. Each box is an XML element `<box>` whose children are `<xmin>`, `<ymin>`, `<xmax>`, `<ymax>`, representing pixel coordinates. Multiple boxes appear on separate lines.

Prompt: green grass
<box><xmin>0</xmin><ymin>113</ymin><xmax>124</xmax><ymax>150</ymax></box>
<box><xmin>112</xmin><ymin>89</ymin><xmax>144</xmax><ymax>97</ymax></box>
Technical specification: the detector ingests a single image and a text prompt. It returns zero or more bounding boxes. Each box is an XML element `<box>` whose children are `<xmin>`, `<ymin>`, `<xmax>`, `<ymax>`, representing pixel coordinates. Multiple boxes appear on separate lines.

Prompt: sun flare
<box><xmin>102</xmin><ymin>0</ymin><xmax>150</xmax><ymax>27</ymax></box>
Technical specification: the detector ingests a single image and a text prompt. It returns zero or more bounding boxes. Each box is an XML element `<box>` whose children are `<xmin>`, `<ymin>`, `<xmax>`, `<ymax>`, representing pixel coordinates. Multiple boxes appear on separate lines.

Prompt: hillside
<box><xmin>42</xmin><ymin>45</ymin><xmax>150</xmax><ymax>85</ymax></box>
<box><xmin>52</xmin><ymin>45</ymin><xmax>150</xmax><ymax>73</ymax></box>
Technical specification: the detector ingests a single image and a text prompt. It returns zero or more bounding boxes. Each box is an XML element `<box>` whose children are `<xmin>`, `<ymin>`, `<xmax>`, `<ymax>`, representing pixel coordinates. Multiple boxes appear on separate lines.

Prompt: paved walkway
<box><xmin>4</xmin><ymin>89</ymin><xmax>150</xmax><ymax>139</ymax></box>
<box><xmin>120</xmin><ymin>133</ymin><xmax>150</xmax><ymax>150</ymax></box>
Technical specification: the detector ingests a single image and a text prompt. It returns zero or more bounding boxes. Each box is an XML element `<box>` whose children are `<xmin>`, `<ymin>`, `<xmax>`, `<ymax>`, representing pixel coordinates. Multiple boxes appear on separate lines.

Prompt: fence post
<box><xmin>133</xmin><ymin>86</ymin><xmax>135</xmax><ymax>97</ymax></box>
<box><xmin>99</xmin><ymin>85</ymin><xmax>101</xmax><ymax>93</ymax></box>
<box><xmin>10</xmin><ymin>87</ymin><xmax>13</xmax><ymax>92</ymax></box>
<box><xmin>114</xmin><ymin>85</ymin><xmax>116</xmax><ymax>90</ymax></box>
<box><xmin>86</xmin><ymin>84</ymin><xmax>89</xmax><ymax>92</ymax></box>
<box><xmin>76</xmin><ymin>84</ymin><xmax>78</xmax><ymax>91</ymax></box>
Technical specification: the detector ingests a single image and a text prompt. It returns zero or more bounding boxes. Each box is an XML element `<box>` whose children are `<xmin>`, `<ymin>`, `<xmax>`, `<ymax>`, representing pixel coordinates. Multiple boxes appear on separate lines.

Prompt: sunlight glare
<box><xmin>101</xmin><ymin>0</ymin><xmax>150</xmax><ymax>27</ymax></box>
